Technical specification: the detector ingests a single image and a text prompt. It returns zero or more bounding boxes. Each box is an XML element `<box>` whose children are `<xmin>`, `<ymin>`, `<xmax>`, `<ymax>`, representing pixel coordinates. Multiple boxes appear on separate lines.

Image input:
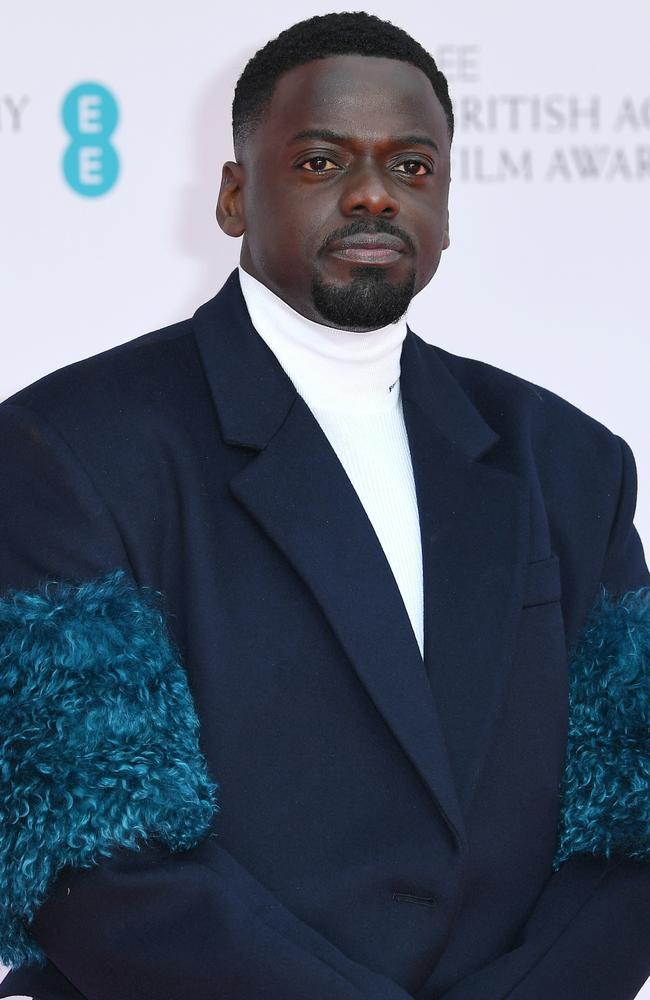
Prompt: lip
<box><xmin>326</xmin><ymin>233</ymin><xmax>408</xmax><ymax>265</ymax></box>
<box><xmin>328</xmin><ymin>247</ymin><xmax>404</xmax><ymax>264</ymax></box>
<box><xmin>327</xmin><ymin>233</ymin><xmax>406</xmax><ymax>258</ymax></box>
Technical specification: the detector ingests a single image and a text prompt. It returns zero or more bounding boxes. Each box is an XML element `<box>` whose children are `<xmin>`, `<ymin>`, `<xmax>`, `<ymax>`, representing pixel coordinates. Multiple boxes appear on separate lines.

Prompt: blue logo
<box><xmin>62</xmin><ymin>82</ymin><xmax>119</xmax><ymax>197</ymax></box>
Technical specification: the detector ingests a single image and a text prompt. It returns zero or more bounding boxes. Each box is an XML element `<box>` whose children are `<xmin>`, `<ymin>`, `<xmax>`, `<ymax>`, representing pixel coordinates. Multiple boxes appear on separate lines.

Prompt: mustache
<box><xmin>321</xmin><ymin>219</ymin><xmax>415</xmax><ymax>255</ymax></box>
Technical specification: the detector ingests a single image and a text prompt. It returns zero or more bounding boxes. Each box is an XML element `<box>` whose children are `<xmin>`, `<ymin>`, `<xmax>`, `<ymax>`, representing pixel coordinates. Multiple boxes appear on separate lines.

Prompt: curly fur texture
<box><xmin>553</xmin><ymin>586</ymin><xmax>650</xmax><ymax>870</ymax></box>
<box><xmin>0</xmin><ymin>569</ymin><xmax>218</xmax><ymax>968</ymax></box>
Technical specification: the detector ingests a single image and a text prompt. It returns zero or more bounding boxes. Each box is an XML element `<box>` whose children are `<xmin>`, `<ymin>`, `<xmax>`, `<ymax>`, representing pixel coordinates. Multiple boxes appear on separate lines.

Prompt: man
<box><xmin>1</xmin><ymin>11</ymin><xmax>649</xmax><ymax>1000</ymax></box>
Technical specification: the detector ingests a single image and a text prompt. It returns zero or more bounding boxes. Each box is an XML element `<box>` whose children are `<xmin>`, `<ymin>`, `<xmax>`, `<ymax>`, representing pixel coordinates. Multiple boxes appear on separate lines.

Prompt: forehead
<box><xmin>258</xmin><ymin>54</ymin><xmax>448</xmax><ymax>145</ymax></box>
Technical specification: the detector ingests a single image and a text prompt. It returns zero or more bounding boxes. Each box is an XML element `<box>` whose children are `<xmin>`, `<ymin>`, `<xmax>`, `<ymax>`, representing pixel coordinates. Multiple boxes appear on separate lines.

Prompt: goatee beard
<box><xmin>311</xmin><ymin>266</ymin><xmax>416</xmax><ymax>330</ymax></box>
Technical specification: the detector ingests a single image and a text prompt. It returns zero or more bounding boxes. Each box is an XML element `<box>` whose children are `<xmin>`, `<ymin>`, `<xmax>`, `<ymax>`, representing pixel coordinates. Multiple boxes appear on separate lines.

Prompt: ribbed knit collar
<box><xmin>238</xmin><ymin>265</ymin><xmax>408</xmax><ymax>415</ymax></box>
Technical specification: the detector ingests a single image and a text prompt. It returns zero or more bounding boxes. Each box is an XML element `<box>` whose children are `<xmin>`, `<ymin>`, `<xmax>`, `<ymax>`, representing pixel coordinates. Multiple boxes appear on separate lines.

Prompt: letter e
<box><xmin>79</xmin><ymin>146</ymin><xmax>103</xmax><ymax>185</ymax></box>
<box><xmin>78</xmin><ymin>94</ymin><xmax>102</xmax><ymax>134</ymax></box>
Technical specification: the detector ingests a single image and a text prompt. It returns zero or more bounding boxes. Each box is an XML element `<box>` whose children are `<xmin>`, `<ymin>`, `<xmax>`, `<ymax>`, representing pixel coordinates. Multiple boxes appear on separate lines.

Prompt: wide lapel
<box><xmin>400</xmin><ymin>332</ymin><xmax>530</xmax><ymax>815</ymax></box>
<box><xmin>192</xmin><ymin>270</ymin><xmax>467</xmax><ymax>850</ymax></box>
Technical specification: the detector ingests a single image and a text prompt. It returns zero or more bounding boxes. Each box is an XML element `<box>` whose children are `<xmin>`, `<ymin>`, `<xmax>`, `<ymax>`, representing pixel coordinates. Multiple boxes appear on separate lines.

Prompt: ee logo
<box><xmin>62</xmin><ymin>82</ymin><xmax>120</xmax><ymax>197</ymax></box>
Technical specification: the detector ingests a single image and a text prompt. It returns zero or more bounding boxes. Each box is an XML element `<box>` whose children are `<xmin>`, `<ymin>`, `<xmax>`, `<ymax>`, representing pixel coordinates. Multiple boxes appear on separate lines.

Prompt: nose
<box><xmin>338</xmin><ymin>159</ymin><xmax>400</xmax><ymax>217</ymax></box>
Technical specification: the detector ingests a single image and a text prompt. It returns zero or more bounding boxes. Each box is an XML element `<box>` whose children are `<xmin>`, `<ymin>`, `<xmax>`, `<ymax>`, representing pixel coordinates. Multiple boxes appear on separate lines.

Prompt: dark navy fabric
<box><xmin>1</xmin><ymin>268</ymin><xmax>648</xmax><ymax>1000</ymax></box>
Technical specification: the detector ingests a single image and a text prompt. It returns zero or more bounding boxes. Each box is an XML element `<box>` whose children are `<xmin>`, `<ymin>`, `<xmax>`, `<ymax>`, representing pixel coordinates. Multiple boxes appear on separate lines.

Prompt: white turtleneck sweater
<box><xmin>237</xmin><ymin>265</ymin><xmax>424</xmax><ymax>659</ymax></box>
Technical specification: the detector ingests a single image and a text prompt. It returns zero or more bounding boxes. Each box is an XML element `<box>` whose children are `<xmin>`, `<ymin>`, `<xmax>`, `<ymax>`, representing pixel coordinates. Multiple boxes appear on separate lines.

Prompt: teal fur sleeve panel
<box><xmin>0</xmin><ymin>569</ymin><xmax>219</xmax><ymax>969</ymax></box>
<box><xmin>552</xmin><ymin>586</ymin><xmax>650</xmax><ymax>871</ymax></box>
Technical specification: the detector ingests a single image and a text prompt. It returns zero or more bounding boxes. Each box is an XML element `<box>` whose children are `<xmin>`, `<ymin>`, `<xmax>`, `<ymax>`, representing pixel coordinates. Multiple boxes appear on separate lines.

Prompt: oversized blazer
<box><xmin>1</xmin><ymin>268</ymin><xmax>649</xmax><ymax>1000</ymax></box>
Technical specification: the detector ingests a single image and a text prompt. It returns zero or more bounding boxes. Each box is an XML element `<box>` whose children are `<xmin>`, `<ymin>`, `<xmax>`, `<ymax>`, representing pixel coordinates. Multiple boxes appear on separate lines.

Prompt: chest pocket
<box><xmin>522</xmin><ymin>553</ymin><xmax>562</xmax><ymax>608</ymax></box>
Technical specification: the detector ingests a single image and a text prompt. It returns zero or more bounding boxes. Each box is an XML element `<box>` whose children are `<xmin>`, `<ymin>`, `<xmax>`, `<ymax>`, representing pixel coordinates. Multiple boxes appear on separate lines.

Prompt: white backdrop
<box><xmin>1</xmin><ymin>1</ymin><xmax>649</xmax><ymax>996</ymax></box>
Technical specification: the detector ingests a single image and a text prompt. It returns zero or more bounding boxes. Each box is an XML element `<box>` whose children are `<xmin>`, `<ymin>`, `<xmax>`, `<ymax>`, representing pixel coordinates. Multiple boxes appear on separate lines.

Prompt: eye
<box><xmin>299</xmin><ymin>156</ymin><xmax>340</xmax><ymax>173</ymax></box>
<box><xmin>394</xmin><ymin>159</ymin><xmax>432</xmax><ymax>177</ymax></box>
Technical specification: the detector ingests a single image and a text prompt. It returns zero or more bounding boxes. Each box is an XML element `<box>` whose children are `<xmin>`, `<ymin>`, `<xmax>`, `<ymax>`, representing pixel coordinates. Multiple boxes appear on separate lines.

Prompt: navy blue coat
<box><xmin>1</xmin><ymin>268</ymin><xmax>649</xmax><ymax>1000</ymax></box>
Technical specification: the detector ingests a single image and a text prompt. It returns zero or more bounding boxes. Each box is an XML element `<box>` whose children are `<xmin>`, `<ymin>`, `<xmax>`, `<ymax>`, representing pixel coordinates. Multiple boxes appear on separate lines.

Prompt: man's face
<box><xmin>217</xmin><ymin>54</ymin><xmax>451</xmax><ymax>331</ymax></box>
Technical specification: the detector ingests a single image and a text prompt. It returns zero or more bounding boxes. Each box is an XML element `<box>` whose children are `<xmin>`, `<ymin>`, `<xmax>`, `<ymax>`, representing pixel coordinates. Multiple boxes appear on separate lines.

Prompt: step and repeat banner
<box><xmin>1</xmin><ymin>0</ymin><xmax>649</xmax><ymax>996</ymax></box>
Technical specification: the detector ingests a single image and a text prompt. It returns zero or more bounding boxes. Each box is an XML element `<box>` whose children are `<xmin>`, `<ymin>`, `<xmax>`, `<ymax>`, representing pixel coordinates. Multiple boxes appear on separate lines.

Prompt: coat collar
<box><xmin>192</xmin><ymin>268</ymin><xmax>529</xmax><ymax>854</ymax></box>
<box><xmin>192</xmin><ymin>268</ymin><xmax>498</xmax><ymax>460</ymax></box>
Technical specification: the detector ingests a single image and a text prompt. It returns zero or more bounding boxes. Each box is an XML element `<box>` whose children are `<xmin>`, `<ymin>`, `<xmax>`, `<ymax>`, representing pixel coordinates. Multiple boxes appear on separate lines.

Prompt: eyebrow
<box><xmin>288</xmin><ymin>128</ymin><xmax>440</xmax><ymax>154</ymax></box>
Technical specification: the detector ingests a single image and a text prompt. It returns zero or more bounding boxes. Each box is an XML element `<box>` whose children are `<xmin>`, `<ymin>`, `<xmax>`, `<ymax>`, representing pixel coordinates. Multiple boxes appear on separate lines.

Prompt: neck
<box><xmin>237</xmin><ymin>265</ymin><xmax>408</xmax><ymax>415</ymax></box>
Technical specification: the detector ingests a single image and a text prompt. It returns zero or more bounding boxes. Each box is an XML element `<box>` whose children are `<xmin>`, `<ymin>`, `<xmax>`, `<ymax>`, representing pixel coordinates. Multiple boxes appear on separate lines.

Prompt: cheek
<box><xmin>248</xmin><ymin>186</ymin><xmax>314</xmax><ymax>257</ymax></box>
<box><xmin>416</xmin><ymin>201</ymin><xmax>449</xmax><ymax>255</ymax></box>
<box><xmin>413</xmin><ymin>224</ymin><xmax>448</xmax><ymax>290</ymax></box>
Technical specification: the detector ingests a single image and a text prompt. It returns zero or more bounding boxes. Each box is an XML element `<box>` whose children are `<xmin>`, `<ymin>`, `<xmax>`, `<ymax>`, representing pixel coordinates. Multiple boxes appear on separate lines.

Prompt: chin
<box><xmin>311</xmin><ymin>266</ymin><xmax>416</xmax><ymax>329</ymax></box>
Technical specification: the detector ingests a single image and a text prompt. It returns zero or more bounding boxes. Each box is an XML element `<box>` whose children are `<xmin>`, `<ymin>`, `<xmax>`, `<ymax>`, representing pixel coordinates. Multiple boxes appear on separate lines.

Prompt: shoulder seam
<box><xmin>1</xmin><ymin>401</ymin><xmax>135</xmax><ymax>580</ymax></box>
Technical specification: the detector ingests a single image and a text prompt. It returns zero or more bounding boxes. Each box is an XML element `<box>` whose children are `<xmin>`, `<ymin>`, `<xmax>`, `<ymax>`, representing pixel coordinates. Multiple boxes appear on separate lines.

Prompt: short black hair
<box><xmin>232</xmin><ymin>11</ymin><xmax>454</xmax><ymax>158</ymax></box>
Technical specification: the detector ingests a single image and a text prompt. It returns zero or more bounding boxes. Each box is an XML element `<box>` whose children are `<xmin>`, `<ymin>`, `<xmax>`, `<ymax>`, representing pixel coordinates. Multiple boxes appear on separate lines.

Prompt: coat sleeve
<box><xmin>438</xmin><ymin>434</ymin><xmax>650</xmax><ymax>1000</ymax></box>
<box><xmin>0</xmin><ymin>401</ymin><xmax>412</xmax><ymax>1000</ymax></box>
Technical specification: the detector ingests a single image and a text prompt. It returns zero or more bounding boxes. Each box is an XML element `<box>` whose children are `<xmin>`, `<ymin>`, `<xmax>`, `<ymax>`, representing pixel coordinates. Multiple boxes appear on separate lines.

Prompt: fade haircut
<box><xmin>232</xmin><ymin>11</ymin><xmax>454</xmax><ymax>158</ymax></box>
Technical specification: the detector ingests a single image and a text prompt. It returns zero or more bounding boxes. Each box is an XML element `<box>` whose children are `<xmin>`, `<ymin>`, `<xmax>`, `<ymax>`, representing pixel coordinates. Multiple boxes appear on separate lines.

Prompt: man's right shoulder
<box><xmin>2</xmin><ymin>316</ymin><xmax>200</xmax><ymax>434</ymax></box>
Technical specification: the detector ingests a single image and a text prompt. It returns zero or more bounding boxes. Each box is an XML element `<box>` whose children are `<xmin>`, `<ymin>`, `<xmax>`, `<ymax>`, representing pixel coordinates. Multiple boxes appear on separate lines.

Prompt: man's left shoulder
<box><xmin>429</xmin><ymin>340</ymin><xmax>623</xmax><ymax>476</ymax></box>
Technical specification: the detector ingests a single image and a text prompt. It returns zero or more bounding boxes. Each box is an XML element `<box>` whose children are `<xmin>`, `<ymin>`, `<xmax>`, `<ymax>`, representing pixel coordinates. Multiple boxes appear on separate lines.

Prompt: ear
<box><xmin>216</xmin><ymin>161</ymin><xmax>246</xmax><ymax>238</ymax></box>
<box><xmin>442</xmin><ymin>207</ymin><xmax>450</xmax><ymax>251</ymax></box>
